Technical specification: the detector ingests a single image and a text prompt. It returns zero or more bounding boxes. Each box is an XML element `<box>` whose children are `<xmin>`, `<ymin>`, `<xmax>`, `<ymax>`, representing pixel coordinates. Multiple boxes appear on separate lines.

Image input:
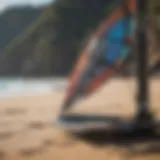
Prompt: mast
<box><xmin>136</xmin><ymin>0</ymin><xmax>153</xmax><ymax>121</ymax></box>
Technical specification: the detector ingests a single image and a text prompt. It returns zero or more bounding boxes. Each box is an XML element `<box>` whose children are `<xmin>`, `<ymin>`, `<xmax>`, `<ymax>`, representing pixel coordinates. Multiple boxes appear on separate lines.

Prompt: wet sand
<box><xmin>0</xmin><ymin>78</ymin><xmax>159</xmax><ymax>160</ymax></box>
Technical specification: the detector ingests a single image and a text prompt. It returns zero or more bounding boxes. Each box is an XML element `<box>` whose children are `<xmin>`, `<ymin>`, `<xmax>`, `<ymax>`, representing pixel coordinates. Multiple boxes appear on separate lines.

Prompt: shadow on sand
<box><xmin>57</xmin><ymin>114</ymin><xmax>160</xmax><ymax>157</ymax></box>
<box><xmin>70</xmin><ymin>129</ymin><xmax>160</xmax><ymax>156</ymax></box>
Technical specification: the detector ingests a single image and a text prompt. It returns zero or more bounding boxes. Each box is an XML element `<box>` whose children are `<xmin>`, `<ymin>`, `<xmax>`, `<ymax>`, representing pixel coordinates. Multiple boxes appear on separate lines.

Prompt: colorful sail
<box><xmin>62</xmin><ymin>0</ymin><xmax>136</xmax><ymax>111</ymax></box>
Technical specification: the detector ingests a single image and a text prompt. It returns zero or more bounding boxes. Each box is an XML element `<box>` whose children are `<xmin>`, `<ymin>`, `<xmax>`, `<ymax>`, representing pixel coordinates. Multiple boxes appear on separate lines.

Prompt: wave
<box><xmin>0</xmin><ymin>78</ymin><xmax>67</xmax><ymax>98</ymax></box>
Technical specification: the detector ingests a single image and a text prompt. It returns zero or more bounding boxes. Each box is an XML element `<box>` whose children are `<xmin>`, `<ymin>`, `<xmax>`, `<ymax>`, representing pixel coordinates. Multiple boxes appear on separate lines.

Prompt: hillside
<box><xmin>0</xmin><ymin>0</ymin><xmax>160</xmax><ymax>76</ymax></box>
<box><xmin>0</xmin><ymin>6</ymin><xmax>45</xmax><ymax>50</ymax></box>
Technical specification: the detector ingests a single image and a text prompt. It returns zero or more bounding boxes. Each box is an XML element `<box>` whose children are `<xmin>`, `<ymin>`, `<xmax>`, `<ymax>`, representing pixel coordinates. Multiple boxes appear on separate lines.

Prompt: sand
<box><xmin>0</xmin><ymin>78</ymin><xmax>159</xmax><ymax>160</ymax></box>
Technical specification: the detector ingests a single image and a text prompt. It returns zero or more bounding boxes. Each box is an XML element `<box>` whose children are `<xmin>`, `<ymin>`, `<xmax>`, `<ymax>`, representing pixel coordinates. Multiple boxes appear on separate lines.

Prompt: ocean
<box><xmin>0</xmin><ymin>77</ymin><xmax>67</xmax><ymax>98</ymax></box>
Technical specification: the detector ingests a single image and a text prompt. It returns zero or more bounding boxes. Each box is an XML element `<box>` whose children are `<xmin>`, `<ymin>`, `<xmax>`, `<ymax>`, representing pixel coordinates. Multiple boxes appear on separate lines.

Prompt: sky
<box><xmin>0</xmin><ymin>0</ymin><xmax>53</xmax><ymax>12</ymax></box>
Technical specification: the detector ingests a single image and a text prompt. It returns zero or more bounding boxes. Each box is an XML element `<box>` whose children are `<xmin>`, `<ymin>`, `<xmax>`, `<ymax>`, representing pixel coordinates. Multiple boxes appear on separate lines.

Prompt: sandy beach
<box><xmin>0</xmin><ymin>78</ymin><xmax>159</xmax><ymax>160</ymax></box>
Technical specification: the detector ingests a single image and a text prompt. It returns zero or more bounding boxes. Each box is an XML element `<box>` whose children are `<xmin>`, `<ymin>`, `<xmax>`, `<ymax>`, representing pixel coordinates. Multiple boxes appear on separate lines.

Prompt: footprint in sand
<box><xmin>18</xmin><ymin>146</ymin><xmax>43</xmax><ymax>157</ymax></box>
<box><xmin>5</xmin><ymin>107</ymin><xmax>26</xmax><ymax>116</ymax></box>
<box><xmin>27</xmin><ymin>121</ymin><xmax>48</xmax><ymax>130</ymax></box>
<box><xmin>42</xmin><ymin>139</ymin><xmax>54</xmax><ymax>147</ymax></box>
<box><xmin>0</xmin><ymin>150</ymin><xmax>6</xmax><ymax>159</ymax></box>
<box><xmin>0</xmin><ymin>131</ymin><xmax>14</xmax><ymax>140</ymax></box>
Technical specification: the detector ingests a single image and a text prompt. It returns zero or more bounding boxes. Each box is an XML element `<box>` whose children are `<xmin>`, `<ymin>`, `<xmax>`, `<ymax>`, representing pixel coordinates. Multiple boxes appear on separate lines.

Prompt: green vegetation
<box><xmin>0</xmin><ymin>0</ymin><xmax>159</xmax><ymax>76</ymax></box>
<box><xmin>0</xmin><ymin>6</ymin><xmax>45</xmax><ymax>50</ymax></box>
<box><xmin>148</xmin><ymin>0</ymin><xmax>160</xmax><ymax>14</ymax></box>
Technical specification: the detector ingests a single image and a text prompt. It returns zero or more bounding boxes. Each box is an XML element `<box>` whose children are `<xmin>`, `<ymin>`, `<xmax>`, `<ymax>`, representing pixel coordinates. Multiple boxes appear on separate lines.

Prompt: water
<box><xmin>0</xmin><ymin>78</ymin><xmax>67</xmax><ymax>98</ymax></box>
